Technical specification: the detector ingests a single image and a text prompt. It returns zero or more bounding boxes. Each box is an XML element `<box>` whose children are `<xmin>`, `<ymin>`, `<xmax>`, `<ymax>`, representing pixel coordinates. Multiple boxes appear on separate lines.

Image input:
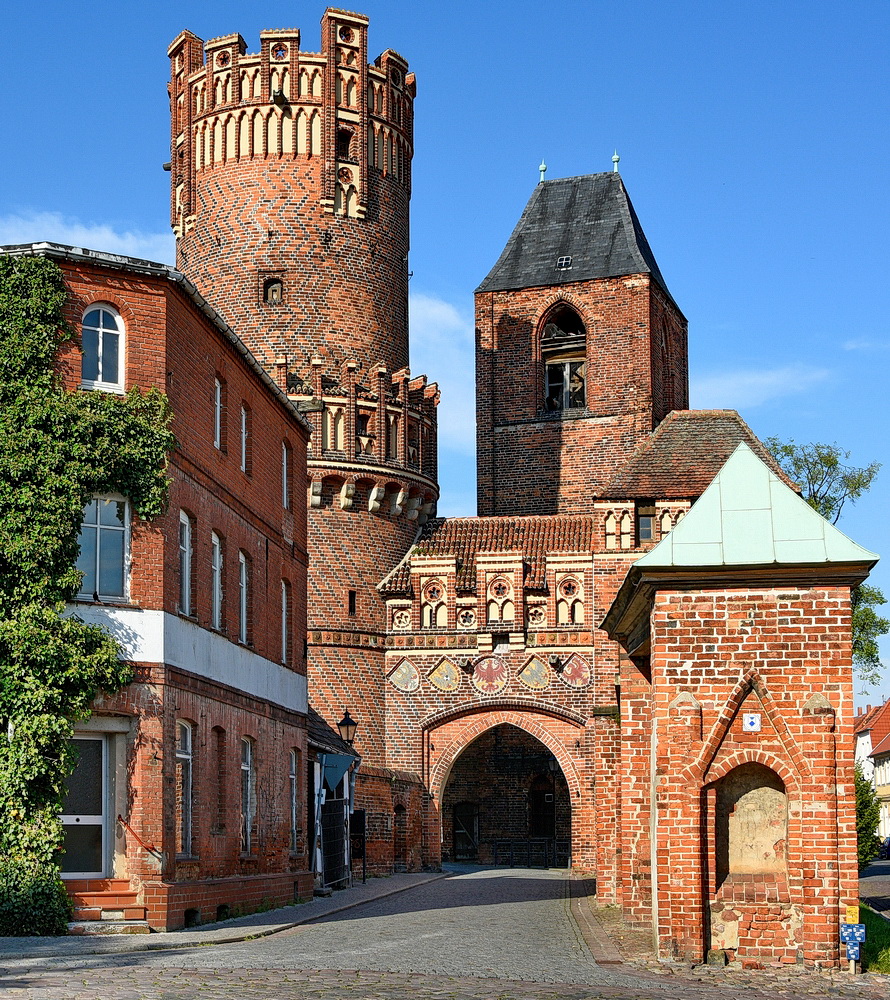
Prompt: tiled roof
<box><xmin>379</xmin><ymin>515</ymin><xmax>597</xmax><ymax>595</ymax></box>
<box><xmin>600</xmin><ymin>410</ymin><xmax>792</xmax><ymax>500</ymax></box>
<box><xmin>476</xmin><ymin>173</ymin><xmax>677</xmax><ymax>309</ymax></box>
<box><xmin>871</xmin><ymin>731</ymin><xmax>890</xmax><ymax>759</ymax></box>
<box><xmin>307</xmin><ymin>705</ymin><xmax>359</xmax><ymax>758</ymax></box>
<box><xmin>855</xmin><ymin>703</ymin><xmax>885</xmax><ymax>735</ymax></box>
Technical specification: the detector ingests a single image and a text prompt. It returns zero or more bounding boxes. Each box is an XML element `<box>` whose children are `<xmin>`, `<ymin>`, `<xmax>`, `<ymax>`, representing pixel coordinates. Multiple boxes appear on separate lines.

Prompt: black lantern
<box><xmin>337</xmin><ymin>709</ymin><xmax>358</xmax><ymax>746</ymax></box>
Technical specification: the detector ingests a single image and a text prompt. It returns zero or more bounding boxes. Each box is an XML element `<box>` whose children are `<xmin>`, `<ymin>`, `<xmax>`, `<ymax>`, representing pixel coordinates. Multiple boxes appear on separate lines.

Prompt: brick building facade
<box><xmin>4</xmin><ymin>5</ymin><xmax>879</xmax><ymax>964</ymax></box>
<box><xmin>2</xmin><ymin>243</ymin><xmax>314</xmax><ymax>931</ymax></box>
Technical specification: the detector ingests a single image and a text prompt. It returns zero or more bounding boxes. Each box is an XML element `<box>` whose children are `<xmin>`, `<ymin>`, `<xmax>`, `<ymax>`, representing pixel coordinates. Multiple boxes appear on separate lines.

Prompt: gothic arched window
<box><xmin>541</xmin><ymin>306</ymin><xmax>586</xmax><ymax>411</ymax></box>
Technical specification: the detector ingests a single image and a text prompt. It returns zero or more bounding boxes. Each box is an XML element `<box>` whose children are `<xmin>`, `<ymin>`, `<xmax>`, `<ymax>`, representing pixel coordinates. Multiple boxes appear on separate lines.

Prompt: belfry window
<box><xmin>542</xmin><ymin>306</ymin><xmax>586</xmax><ymax>411</ymax></box>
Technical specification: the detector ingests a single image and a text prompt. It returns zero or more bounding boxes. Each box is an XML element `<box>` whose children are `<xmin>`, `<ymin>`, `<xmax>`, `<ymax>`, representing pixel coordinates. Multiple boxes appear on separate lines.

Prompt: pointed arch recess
<box><xmin>680</xmin><ymin>666</ymin><xmax>811</xmax><ymax>787</ymax></box>
<box><xmin>428</xmin><ymin>708</ymin><xmax>583</xmax><ymax>806</ymax></box>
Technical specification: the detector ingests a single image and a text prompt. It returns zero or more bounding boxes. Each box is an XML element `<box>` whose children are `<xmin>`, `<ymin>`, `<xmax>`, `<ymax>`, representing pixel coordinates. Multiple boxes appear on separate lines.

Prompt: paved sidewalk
<box><xmin>0</xmin><ymin>871</ymin><xmax>448</xmax><ymax>960</ymax></box>
<box><xmin>861</xmin><ymin>857</ymin><xmax>890</xmax><ymax>912</ymax></box>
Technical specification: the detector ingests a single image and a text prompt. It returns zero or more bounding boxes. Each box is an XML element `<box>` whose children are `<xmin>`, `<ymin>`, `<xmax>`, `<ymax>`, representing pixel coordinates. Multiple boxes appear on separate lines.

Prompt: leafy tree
<box><xmin>0</xmin><ymin>255</ymin><xmax>174</xmax><ymax>882</ymax></box>
<box><xmin>766</xmin><ymin>437</ymin><xmax>887</xmax><ymax>688</ymax></box>
<box><xmin>855</xmin><ymin>762</ymin><xmax>882</xmax><ymax>869</ymax></box>
<box><xmin>764</xmin><ymin>438</ymin><xmax>880</xmax><ymax>524</ymax></box>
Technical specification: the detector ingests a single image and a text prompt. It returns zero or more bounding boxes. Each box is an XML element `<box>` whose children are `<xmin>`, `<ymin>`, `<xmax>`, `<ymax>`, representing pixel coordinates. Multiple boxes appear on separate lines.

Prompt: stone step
<box><xmin>72</xmin><ymin>905</ymin><xmax>147</xmax><ymax>921</ymax></box>
<box><xmin>70</xmin><ymin>890</ymin><xmax>141</xmax><ymax>909</ymax></box>
<box><xmin>64</xmin><ymin>878</ymin><xmax>132</xmax><ymax>893</ymax></box>
<box><xmin>68</xmin><ymin>919</ymin><xmax>150</xmax><ymax>936</ymax></box>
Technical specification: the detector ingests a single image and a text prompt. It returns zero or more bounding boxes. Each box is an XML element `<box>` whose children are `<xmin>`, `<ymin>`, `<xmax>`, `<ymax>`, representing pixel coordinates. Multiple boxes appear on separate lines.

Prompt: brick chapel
<box><xmin>5</xmin><ymin>6</ymin><xmax>879</xmax><ymax>967</ymax></box>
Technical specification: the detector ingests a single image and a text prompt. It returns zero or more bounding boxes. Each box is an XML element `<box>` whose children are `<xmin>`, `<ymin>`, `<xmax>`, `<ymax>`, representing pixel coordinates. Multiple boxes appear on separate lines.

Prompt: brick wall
<box><xmin>475</xmin><ymin>276</ymin><xmax>688</xmax><ymax>517</ymax></box>
<box><xmin>644</xmin><ymin>584</ymin><xmax>857</xmax><ymax>966</ymax></box>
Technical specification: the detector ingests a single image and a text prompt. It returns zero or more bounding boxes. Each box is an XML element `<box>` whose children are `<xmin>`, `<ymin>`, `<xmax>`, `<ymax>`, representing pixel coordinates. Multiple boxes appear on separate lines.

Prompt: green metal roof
<box><xmin>636</xmin><ymin>442</ymin><xmax>879</xmax><ymax>569</ymax></box>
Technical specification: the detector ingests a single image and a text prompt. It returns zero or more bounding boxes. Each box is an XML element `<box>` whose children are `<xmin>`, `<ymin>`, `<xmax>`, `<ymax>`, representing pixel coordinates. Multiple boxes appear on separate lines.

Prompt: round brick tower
<box><xmin>168</xmin><ymin>8</ymin><xmax>439</xmax><ymax>768</ymax></box>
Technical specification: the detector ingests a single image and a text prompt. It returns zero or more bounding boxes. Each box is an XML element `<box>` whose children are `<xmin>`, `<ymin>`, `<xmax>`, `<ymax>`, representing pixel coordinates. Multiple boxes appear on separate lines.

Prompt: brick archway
<box><xmin>428</xmin><ymin>708</ymin><xmax>583</xmax><ymax>806</ymax></box>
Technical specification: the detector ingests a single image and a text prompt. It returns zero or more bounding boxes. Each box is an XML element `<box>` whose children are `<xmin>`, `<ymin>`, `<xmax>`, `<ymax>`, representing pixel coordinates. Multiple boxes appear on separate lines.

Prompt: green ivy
<box><xmin>0</xmin><ymin>255</ymin><xmax>174</xmax><ymax>881</ymax></box>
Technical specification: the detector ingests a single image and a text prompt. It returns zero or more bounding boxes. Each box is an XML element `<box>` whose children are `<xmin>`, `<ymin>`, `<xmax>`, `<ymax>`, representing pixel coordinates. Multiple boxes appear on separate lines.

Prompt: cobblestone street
<box><xmin>1</xmin><ymin>868</ymin><xmax>888</xmax><ymax>999</ymax></box>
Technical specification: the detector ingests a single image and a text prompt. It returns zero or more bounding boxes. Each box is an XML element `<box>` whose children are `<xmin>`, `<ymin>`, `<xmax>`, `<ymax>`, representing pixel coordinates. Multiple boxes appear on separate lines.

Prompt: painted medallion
<box><xmin>387</xmin><ymin>659</ymin><xmax>420</xmax><ymax>693</ymax></box>
<box><xmin>428</xmin><ymin>657</ymin><xmax>461</xmax><ymax>693</ymax></box>
<box><xmin>517</xmin><ymin>656</ymin><xmax>550</xmax><ymax>690</ymax></box>
<box><xmin>559</xmin><ymin>653</ymin><xmax>592</xmax><ymax>689</ymax></box>
<box><xmin>472</xmin><ymin>656</ymin><xmax>508</xmax><ymax>695</ymax></box>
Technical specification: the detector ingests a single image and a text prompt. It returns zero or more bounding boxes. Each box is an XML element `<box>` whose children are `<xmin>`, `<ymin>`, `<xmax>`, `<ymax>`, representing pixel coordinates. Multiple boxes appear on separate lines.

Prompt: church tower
<box><xmin>168</xmin><ymin>9</ymin><xmax>439</xmax><ymax>766</ymax></box>
<box><xmin>475</xmin><ymin>172</ymin><xmax>688</xmax><ymax>517</ymax></box>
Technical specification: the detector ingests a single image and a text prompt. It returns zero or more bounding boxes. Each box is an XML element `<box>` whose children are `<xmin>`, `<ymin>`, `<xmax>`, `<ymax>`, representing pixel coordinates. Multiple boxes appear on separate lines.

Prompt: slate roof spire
<box><xmin>476</xmin><ymin>172</ymin><xmax>675</xmax><ymax>304</ymax></box>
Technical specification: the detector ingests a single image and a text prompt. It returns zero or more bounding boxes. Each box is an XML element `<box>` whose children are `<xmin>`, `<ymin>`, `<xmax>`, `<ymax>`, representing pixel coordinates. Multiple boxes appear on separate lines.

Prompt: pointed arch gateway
<box><xmin>428</xmin><ymin>708</ymin><xmax>582</xmax><ymax>866</ymax></box>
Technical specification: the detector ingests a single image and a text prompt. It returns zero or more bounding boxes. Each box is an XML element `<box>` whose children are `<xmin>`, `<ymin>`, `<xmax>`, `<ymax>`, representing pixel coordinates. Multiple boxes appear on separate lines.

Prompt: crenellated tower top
<box><xmin>168</xmin><ymin>7</ymin><xmax>437</xmax><ymax>522</ymax></box>
<box><xmin>167</xmin><ymin>7</ymin><xmax>416</xmax><ymax>376</ymax></box>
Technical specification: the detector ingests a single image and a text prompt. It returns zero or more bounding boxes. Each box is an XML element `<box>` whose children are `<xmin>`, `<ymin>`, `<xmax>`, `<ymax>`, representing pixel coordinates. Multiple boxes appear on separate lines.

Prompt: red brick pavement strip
<box><xmin>1</xmin><ymin>966</ymin><xmax>890</xmax><ymax>1000</ymax></box>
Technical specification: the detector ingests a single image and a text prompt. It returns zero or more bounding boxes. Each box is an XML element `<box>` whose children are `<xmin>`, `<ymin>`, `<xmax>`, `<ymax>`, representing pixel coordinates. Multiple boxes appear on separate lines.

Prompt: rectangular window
<box><xmin>348</xmin><ymin>589</ymin><xmax>357</xmax><ymax>617</ymax></box>
<box><xmin>289</xmin><ymin>749</ymin><xmax>299</xmax><ymax>853</ymax></box>
<box><xmin>545</xmin><ymin>360</ymin><xmax>586</xmax><ymax>411</ymax></box>
<box><xmin>76</xmin><ymin>497</ymin><xmax>129</xmax><ymax>601</ymax></box>
<box><xmin>178</xmin><ymin>511</ymin><xmax>192</xmax><ymax>616</ymax></box>
<box><xmin>240</xmin><ymin>404</ymin><xmax>251</xmax><ymax>474</ymax></box>
<box><xmin>213</xmin><ymin>378</ymin><xmax>224</xmax><ymax>450</ymax></box>
<box><xmin>175</xmin><ymin>722</ymin><xmax>193</xmax><ymax>857</ymax></box>
<box><xmin>238</xmin><ymin>551</ymin><xmax>249</xmax><ymax>644</ymax></box>
<box><xmin>282</xmin><ymin>441</ymin><xmax>290</xmax><ymax>509</ymax></box>
<box><xmin>281</xmin><ymin>580</ymin><xmax>291</xmax><ymax>664</ymax></box>
<box><xmin>211</xmin><ymin>532</ymin><xmax>223</xmax><ymax>630</ymax></box>
<box><xmin>637</xmin><ymin>504</ymin><xmax>656</xmax><ymax>544</ymax></box>
<box><xmin>240</xmin><ymin>738</ymin><xmax>255</xmax><ymax>853</ymax></box>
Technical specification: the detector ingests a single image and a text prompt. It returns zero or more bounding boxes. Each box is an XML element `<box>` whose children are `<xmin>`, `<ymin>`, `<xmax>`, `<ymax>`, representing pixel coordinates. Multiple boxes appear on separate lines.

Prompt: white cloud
<box><xmin>842</xmin><ymin>338</ymin><xmax>889</xmax><ymax>352</ymax></box>
<box><xmin>409</xmin><ymin>291</ymin><xmax>476</xmax><ymax>456</ymax></box>
<box><xmin>0</xmin><ymin>211</ymin><xmax>174</xmax><ymax>265</ymax></box>
<box><xmin>691</xmin><ymin>364</ymin><xmax>830</xmax><ymax>409</ymax></box>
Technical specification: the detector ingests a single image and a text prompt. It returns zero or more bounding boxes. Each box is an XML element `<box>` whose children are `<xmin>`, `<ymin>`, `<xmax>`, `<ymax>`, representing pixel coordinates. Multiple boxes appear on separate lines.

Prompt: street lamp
<box><xmin>337</xmin><ymin>709</ymin><xmax>358</xmax><ymax>746</ymax></box>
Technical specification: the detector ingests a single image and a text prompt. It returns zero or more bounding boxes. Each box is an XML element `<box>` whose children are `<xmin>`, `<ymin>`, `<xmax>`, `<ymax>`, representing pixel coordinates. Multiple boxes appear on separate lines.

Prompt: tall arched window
<box><xmin>81</xmin><ymin>305</ymin><xmax>124</xmax><ymax>391</ymax></box>
<box><xmin>541</xmin><ymin>306</ymin><xmax>586</xmax><ymax>411</ymax></box>
<box><xmin>175</xmin><ymin>721</ymin><xmax>194</xmax><ymax>857</ymax></box>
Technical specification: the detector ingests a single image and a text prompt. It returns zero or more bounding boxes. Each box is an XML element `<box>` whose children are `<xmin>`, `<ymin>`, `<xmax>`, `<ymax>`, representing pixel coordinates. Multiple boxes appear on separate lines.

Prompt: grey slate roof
<box><xmin>476</xmin><ymin>173</ymin><xmax>676</xmax><ymax>306</ymax></box>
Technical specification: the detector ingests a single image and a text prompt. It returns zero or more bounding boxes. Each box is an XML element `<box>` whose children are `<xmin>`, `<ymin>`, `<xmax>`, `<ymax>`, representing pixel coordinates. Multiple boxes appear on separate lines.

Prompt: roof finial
<box><xmin>539</xmin><ymin>159</ymin><xmax>547</xmax><ymax>183</ymax></box>
<box><xmin>612</xmin><ymin>150</ymin><xmax>620</xmax><ymax>173</ymax></box>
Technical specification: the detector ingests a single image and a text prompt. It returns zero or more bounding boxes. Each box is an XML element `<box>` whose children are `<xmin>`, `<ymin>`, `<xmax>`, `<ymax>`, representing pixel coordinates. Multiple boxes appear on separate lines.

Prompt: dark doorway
<box><xmin>452</xmin><ymin>801</ymin><xmax>479</xmax><ymax>861</ymax></box>
<box><xmin>393</xmin><ymin>804</ymin><xmax>408</xmax><ymax>871</ymax></box>
<box><xmin>528</xmin><ymin>774</ymin><xmax>556</xmax><ymax>838</ymax></box>
<box><xmin>441</xmin><ymin>724</ymin><xmax>570</xmax><ymax>865</ymax></box>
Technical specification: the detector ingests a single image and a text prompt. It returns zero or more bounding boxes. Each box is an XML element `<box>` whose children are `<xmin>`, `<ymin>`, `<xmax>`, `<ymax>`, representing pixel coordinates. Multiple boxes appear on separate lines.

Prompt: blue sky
<box><xmin>2</xmin><ymin>1</ymin><xmax>888</xmax><ymax>700</ymax></box>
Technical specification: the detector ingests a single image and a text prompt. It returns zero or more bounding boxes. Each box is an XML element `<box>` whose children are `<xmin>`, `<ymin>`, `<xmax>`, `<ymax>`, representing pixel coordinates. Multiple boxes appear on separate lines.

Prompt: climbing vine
<box><xmin>0</xmin><ymin>254</ymin><xmax>174</xmax><ymax>866</ymax></box>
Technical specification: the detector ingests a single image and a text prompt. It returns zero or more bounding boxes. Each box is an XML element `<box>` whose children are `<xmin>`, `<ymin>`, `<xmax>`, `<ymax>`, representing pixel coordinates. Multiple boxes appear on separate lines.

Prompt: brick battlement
<box><xmin>168</xmin><ymin>8</ymin><xmax>416</xmax><ymax>375</ymax></box>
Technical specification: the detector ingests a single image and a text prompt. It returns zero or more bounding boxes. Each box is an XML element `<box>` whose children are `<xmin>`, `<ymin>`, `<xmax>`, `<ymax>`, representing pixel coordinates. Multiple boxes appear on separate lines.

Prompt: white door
<box><xmin>60</xmin><ymin>736</ymin><xmax>107</xmax><ymax>878</ymax></box>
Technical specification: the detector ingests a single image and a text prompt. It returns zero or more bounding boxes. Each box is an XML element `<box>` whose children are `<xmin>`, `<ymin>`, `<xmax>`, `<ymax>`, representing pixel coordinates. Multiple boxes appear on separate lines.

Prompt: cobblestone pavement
<box><xmin>1</xmin><ymin>867</ymin><xmax>888</xmax><ymax>999</ymax></box>
<box><xmin>861</xmin><ymin>857</ymin><xmax>890</xmax><ymax>912</ymax></box>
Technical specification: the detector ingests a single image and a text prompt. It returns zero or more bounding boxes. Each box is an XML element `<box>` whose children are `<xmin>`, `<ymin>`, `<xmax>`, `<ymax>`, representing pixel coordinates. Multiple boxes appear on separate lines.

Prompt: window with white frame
<box><xmin>211</xmin><ymin>532</ymin><xmax>223</xmax><ymax>630</ymax></box>
<box><xmin>81</xmin><ymin>306</ymin><xmax>124</xmax><ymax>391</ymax></box>
<box><xmin>240</xmin><ymin>404</ymin><xmax>251</xmax><ymax>473</ymax></box>
<box><xmin>238</xmin><ymin>551</ymin><xmax>250</xmax><ymax>644</ymax></box>
<box><xmin>76</xmin><ymin>497</ymin><xmax>129</xmax><ymax>600</ymax></box>
<box><xmin>289</xmin><ymin>748</ymin><xmax>300</xmax><ymax>853</ymax></box>
<box><xmin>175</xmin><ymin>721</ymin><xmax>193</xmax><ymax>857</ymax></box>
<box><xmin>213</xmin><ymin>378</ymin><xmax>225</xmax><ymax>450</ymax></box>
<box><xmin>178</xmin><ymin>512</ymin><xmax>193</xmax><ymax>616</ymax></box>
<box><xmin>240</xmin><ymin>737</ymin><xmax>255</xmax><ymax>853</ymax></box>
<box><xmin>282</xmin><ymin>441</ymin><xmax>291</xmax><ymax>509</ymax></box>
<box><xmin>281</xmin><ymin>579</ymin><xmax>291</xmax><ymax>664</ymax></box>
